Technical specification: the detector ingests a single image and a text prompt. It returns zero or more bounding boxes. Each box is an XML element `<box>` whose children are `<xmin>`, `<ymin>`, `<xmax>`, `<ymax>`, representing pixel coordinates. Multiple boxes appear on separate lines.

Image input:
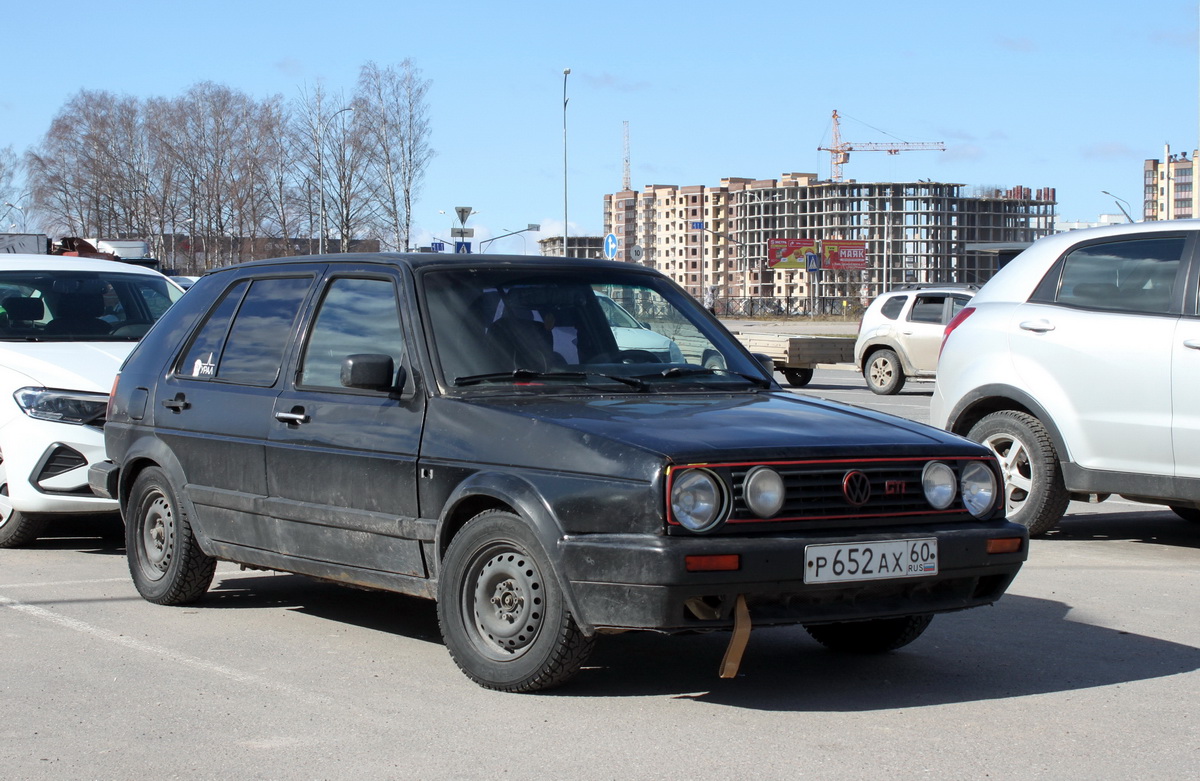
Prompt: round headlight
<box><xmin>744</xmin><ymin>466</ymin><xmax>785</xmax><ymax>518</ymax></box>
<box><xmin>960</xmin><ymin>461</ymin><xmax>998</xmax><ymax>518</ymax></box>
<box><xmin>922</xmin><ymin>461</ymin><xmax>957</xmax><ymax>510</ymax></box>
<box><xmin>671</xmin><ymin>468</ymin><xmax>728</xmax><ymax>532</ymax></box>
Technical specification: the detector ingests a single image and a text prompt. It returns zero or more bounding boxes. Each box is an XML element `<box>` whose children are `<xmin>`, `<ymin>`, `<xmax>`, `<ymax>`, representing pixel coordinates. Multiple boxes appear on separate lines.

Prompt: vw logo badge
<box><xmin>842</xmin><ymin>470</ymin><xmax>872</xmax><ymax>506</ymax></box>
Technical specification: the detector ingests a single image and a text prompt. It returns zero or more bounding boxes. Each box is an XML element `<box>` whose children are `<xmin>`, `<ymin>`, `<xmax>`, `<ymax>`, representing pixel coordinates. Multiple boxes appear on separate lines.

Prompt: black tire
<box><xmin>126</xmin><ymin>466</ymin><xmax>216</xmax><ymax>605</ymax></box>
<box><xmin>804</xmin><ymin>614</ymin><xmax>933</xmax><ymax>653</ymax></box>
<box><xmin>968</xmin><ymin>410</ymin><xmax>1070</xmax><ymax>536</ymax></box>
<box><xmin>864</xmin><ymin>348</ymin><xmax>905</xmax><ymax>395</ymax></box>
<box><xmin>782</xmin><ymin>367</ymin><xmax>814</xmax><ymax>387</ymax></box>
<box><xmin>0</xmin><ymin>456</ymin><xmax>47</xmax><ymax>548</ymax></box>
<box><xmin>1170</xmin><ymin>505</ymin><xmax>1200</xmax><ymax>523</ymax></box>
<box><xmin>438</xmin><ymin>510</ymin><xmax>595</xmax><ymax>692</ymax></box>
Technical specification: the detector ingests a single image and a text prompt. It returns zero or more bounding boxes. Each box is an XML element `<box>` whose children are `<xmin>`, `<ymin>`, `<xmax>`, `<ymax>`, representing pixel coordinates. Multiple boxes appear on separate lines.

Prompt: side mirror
<box><xmin>752</xmin><ymin>352</ymin><xmax>775</xmax><ymax>375</ymax></box>
<box><xmin>341</xmin><ymin>353</ymin><xmax>401</xmax><ymax>391</ymax></box>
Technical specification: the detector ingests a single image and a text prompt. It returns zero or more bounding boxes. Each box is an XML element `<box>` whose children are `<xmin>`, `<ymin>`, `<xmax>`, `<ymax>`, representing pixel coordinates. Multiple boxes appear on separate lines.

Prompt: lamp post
<box><xmin>562</xmin><ymin>68</ymin><xmax>571</xmax><ymax>257</ymax></box>
<box><xmin>480</xmin><ymin>224</ymin><xmax>541</xmax><ymax>254</ymax></box>
<box><xmin>3</xmin><ymin>202</ymin><xmax>25</xmax><ymax>232</ymax></box>
<box><xmin>1101</xmin><ymin>190</ymin><xmax>1134</xmax><ymax>223</ymax></box>
<box><xmin>317</xmin><ymin>106</ymin><xmax>354</xmax><ymax>254</ymax></box>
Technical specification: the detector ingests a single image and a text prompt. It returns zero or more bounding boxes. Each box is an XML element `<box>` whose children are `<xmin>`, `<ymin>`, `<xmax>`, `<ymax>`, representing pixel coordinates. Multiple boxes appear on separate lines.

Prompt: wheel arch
<box><xmin>945</xmin><ymin>384</ymin><xmax>1071</xmax><ymax>462</ymax></box>
<box><xmin>434</xmin><ymin>470</ymin><xmax>594</xmax><ymax>634</ymax></box>
<box><xmin>114</xmin><ymin>439</ymin><xmax>217</xmax><ymax>555</ymax></box>
<box><xmin>859</xmin><ymin>340</ymin><xmax>914</xmax><ymax>376</ymax></box>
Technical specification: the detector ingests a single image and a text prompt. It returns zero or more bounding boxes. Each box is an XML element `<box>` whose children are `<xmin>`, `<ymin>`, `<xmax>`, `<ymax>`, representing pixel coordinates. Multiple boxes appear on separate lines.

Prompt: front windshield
<box><xmin>0</xmin><ymin>268</ymin><xmax>183</xmax><ymax>341</ymax></box>
<box><xmin>422</xmin><ymin>266</ymin><xmax>769</xmax><ymax>391</ymax></box>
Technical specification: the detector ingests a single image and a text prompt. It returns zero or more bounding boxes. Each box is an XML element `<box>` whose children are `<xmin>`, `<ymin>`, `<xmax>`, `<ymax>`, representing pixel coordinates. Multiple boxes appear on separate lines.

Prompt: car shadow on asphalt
<box><xmin>560</xmin><ymin>593</ymin><xmax>1200</xmax><ymax>708</ymax></box>
<box><xmin>184</xmin><ymin>566</ymin><xmax>1200</xmax><ymax>709</ymax></box>
<box><xmin>1044</xmin><ymin>510</ymin><xmax>1200</xmax><ymax>550</ymax></box>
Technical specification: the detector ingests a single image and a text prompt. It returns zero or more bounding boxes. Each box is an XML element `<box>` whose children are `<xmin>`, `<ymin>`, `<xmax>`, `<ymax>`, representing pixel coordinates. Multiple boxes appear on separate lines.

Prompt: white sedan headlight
<box><xmin>14</xmin><ymin>387</ymin><xmax>109</xmax><ymax>426</ymax></box>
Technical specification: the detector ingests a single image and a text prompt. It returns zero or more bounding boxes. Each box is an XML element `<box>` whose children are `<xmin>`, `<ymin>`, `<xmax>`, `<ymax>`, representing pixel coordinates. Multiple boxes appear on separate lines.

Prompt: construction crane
<box><xmin>818</xmin><ymin>110</ymin><xmax>945</xmax><ymax>182</ymax></box>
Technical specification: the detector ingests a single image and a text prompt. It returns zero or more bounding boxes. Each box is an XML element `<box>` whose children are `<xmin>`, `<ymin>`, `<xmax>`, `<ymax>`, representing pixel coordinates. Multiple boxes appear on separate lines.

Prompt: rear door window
<box><xmin>177</xmin><ymin>276</ymin><xmax>313</xmax><ymax>386</ymax></box>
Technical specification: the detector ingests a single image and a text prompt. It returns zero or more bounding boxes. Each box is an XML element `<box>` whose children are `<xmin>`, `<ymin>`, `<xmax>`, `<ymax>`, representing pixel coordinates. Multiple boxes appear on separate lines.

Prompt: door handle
<box><xmin>161</xmin><ymin>393</ymin><xmax>190</xmax><ymax>412</ymax></box>
<box><xmin>274</xmin><ymin>408</ymin><xmax>310</xmax><ymax>424</ymax></box>
<box><xmin>1019</xmin><ymin>320</ymin><xmax>1056</xmax><ymax>333</ymax></box>
<box><xmin>1184</xmin><ymin>339</ymin><xmax>1200</xmax><ymax>351</ymax></box>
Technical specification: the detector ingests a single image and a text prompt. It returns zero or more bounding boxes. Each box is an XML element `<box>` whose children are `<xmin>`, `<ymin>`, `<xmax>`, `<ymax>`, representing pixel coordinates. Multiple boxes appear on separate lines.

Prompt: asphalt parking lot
<box><xmin>3</xmin><ymin>364</ymin><xmax>1198</xmax><ymax>780</ymax></box>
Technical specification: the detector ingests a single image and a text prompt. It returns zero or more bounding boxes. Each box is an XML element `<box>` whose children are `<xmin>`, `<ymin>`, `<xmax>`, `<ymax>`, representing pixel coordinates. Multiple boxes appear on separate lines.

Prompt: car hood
<box><xmin>424</xmin><ymin>390</ymin><xmax>983</xmax><ymax>480</ymax></box>
<box><xmin>0</xmin><ymin>341</ymin><xmax>134</xmax><ymax>392</ymax></box>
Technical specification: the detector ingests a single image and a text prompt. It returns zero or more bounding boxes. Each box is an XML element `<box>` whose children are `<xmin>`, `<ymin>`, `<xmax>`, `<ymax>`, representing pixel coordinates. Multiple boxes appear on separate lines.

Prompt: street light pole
<box><xmin>1101</xmin><ymin>190</ymin><xmax>1134</xmax><ymax>223</ymax></box>
<box><xmin>3</xmin><ymin>202</ymin><xmax>26</xmax><ymax>232</ymax></box>
<box><xmin>317</xmin><ymin>106</ymin><xmax>354</xmax><ymax>254</ymax></box>
<box><xmin>562</xmin><ymin>68</ymin><xmax>571</xmax><ymax>257</ymax></box>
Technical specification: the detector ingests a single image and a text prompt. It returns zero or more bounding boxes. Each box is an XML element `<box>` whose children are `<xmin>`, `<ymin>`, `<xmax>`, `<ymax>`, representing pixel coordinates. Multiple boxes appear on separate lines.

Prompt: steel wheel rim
<box><xmin>138</xmin><ymin>490</ymin><xmax>175</xmax><ymax>580</ymax></box>
<box><xmin>464</xmin><ymin>544</ymin><xmax>545</xmax><ymax>661</ymax></box>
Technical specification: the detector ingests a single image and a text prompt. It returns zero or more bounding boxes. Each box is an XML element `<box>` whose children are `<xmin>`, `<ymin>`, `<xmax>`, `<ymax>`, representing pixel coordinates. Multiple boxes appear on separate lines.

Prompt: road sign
<box><xmin>431</xmin><ymin>242</ymin><xmax>445</xmax><ymax>252</ymax></box>
<box><xmin>630</xmin><ymin>245</ymin><xmax>644</xmax><ymax>262</ymax></box>
<box><xmin>451</xmin><ymin>227</ymin><xmax>474</xmax><ymax>237</ymax></box>
<box><xmin>805</xmin><ymin>252</ymin><xmax>821</xmax><ymax>271</ymax></box>
<box><xmin>455</xmin><ymin>241</ymin><xmax>471</xmax><ymax>254</ymax></box>
<box><xmin>690</xmin><ymin>221</ymin><xmax>705</xmax><ymax>231</ymax></box>
<box><xmin>455</xmin><ymin>207</ymin><xmax>473</xmax><ymax>225</ymax></box>
<box><xmin>604</xmin><ymin>233</ymin><xmax>618</xmax><ymax>259</ymax></box>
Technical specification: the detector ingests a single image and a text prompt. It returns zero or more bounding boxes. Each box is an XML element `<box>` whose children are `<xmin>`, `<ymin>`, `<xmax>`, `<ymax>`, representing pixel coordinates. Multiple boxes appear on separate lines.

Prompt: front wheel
<box><xmin>864</xmin><ymin>349</ymin><xmax>905</xmax><ymax>395</ymax></box>
<box><xmin>0</xmin><ymin>457</ymin><xmax>46</xmax><ymax>548</ymax></box>
<box><xmin>438</xmin><ymin>510</ymin><xmax>594</xmax><ymax>692</ymax></box>
<box><xmin>804</xmin><ymin>614</ymin><xmax>933</xmax><ymax>653</ymax></box>
<box><xmin>126</xmin><ymin>466</ymin><xmax>216</xmax><ymax>605</ymax></box>
<box><xmin>968</xmin><ymin>410</ymin><xmax>1070</xmax><ymax>535</ymax></box>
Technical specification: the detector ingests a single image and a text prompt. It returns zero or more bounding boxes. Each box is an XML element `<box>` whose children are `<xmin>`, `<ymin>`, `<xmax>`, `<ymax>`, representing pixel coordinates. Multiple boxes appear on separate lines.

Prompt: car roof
<box><xmin>205</xmin><ymin>252</ymin><xmax>659</xmax><ymax>276</ymax></box>
<box><xmin>0</xmin><ymin>253</ymin><xmax>172</xmax><ymax>277</ymax></box>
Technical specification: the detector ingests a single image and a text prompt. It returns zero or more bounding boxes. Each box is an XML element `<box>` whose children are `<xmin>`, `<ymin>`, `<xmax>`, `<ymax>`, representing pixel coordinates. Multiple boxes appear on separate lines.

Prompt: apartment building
<box><xmin>1144</xmin><ymin>144</ymin><xmax>1196</xmax><ymax>220</ymax></box>
<box><xmin>604</xmin><ymin>173</ymin><xmax>1055</xmax><ymax>312</ymax></box>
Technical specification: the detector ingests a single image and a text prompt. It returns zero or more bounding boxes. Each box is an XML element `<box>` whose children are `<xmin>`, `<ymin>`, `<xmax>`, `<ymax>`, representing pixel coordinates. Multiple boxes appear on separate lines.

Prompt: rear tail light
<box><xmin>940</xmin><ymin>306</ymin><xmax>976</xmax><ymax>358</ymax></box>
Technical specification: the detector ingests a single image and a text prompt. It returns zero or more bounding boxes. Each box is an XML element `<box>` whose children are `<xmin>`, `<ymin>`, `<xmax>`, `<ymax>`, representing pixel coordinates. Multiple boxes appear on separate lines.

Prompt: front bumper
<box><xmin>560</xmin><ymin>522</ymin><xmax>1027</xmax><ymax>632</ymax></box>
<box><xmin>1</xmin><ymin>415</ymin><xmax>118</xmax><ymax>515</ymax></box>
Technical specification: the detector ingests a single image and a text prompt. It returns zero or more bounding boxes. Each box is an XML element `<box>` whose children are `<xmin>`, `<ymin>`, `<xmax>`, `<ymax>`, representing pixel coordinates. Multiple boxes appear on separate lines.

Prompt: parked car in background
<box><xmin>0</xmin><ymin>254</ymin><xmax>184</xmax><ymax>546</ymax></box>
<box><xmin>855</xmin><ymin>284</ymin><xmax>977</xmax><ymax>394</ymax></box>
<box><xmin>932</xmin><ymin>221</ymin><xmax>1200</xmax><ymax>534</ymax></box>
<box><xmin>595</xmin><ymin>292</ymin><xmax>685</xmax><ymax>363</ymax></box>
<box><xmin>93</xmin><ymin>252</ymin><xmax>1026</xmax><ymax>692</ymax></box>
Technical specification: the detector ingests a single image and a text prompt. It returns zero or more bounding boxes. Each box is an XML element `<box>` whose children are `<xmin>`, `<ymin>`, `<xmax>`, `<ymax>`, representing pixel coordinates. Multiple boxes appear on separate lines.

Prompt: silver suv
<box><xmin>932</xmin><ymin>221</ymin><xmax>1200</xmax><ymax>534</ymax></box>
<box><xmin>855</xmin><ymin>284</ymin><xmax>976</xmax><ymax>394</ymax></box>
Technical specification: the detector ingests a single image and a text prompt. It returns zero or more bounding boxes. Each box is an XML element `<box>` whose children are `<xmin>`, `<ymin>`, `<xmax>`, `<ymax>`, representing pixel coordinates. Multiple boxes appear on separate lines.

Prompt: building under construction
<box><xmin>604</xmin><ymin>172</ymin><xmax>1056</xmax><ymax>314</ymax></box>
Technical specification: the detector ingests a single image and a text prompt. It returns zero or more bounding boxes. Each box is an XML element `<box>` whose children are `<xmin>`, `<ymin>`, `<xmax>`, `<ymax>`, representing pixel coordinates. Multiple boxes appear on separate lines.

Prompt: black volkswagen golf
<box><xmin>92</xmin><ymin>253</ymin><xmax>1027</xmax><ymax>692</ymax></box>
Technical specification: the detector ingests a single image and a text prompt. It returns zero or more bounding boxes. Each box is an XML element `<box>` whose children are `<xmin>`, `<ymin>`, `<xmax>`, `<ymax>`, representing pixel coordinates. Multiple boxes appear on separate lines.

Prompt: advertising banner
<box><xmin>824</xmin><ymin>241</ymin><xmax>868</xmax><ymax>270</ymax></box>
<box><xmin>768</xmin><ymin>238</ymin><xmax>817</xmax><ymax>269</ymax></box>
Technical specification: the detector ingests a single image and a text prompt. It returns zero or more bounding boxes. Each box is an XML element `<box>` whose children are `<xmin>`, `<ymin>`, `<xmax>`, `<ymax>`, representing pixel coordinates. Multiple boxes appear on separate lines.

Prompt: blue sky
<box><xmin>4</xmin><ymin>0</ymin><xmax>1198</xmax><ymax>253</ymax></box>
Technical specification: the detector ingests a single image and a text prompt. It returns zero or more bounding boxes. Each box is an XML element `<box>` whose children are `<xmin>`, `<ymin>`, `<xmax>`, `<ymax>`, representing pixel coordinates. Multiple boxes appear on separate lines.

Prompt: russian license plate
<box><xmin>804</xmin><ymin>538</ymin><xmax>938</xmax><ymax>584</ymax></box>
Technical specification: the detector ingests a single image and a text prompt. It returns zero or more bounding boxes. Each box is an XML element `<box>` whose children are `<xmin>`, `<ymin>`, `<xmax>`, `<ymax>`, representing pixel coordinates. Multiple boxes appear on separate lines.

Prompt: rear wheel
<box><xmin>126</xmin><ymin>467</ymin><xmax>216</xmax><ymax>605</ymax></box>
<box><xmin>864</xmin><ymin>349</ymin><xmax>905</xmax><ymax>395</ymax></box>
<box><xmin>438</xmin><ymin>510</ymin><xmax>594</xmax><ymax>692</ymax></box>
<box><xmin>782</xmin><ymin>367</ymin><xmax>814</xmax><ymax>387</ymax></box>
<box><xmin>0</xmin><ymin>457</ymin><xmax>47</xmax><ymax>548</ymax></box>
<box><xmin>969</xmin><ymin>410</ymin><xmax>1070</xmax><ymax>535</ymax></box>
<box><xmin>804</xmin><ymin>614</ymin><xmax>933</xmax><ymax>653</ymax></box>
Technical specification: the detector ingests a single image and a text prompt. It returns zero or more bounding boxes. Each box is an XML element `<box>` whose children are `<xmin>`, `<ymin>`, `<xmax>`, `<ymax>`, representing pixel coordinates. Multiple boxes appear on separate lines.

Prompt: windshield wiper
<box><xmin>658</xmin><ymin>366</ymin><xmax>773</xmax><ymax>389</ymax></box>
<box><xmin>453</xmin><ymin>368</ymin><xmax>648</xmax><ymax>390</ymax></box>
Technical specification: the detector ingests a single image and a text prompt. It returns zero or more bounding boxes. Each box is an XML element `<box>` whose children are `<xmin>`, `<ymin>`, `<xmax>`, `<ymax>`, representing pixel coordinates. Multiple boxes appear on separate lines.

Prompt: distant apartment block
<box><xmin>538</xmin><ymin>235</ymin><xmax>606</xmax><ymax>259</ymax></box>
<box><xmin>1144</xmin><ymin>145</ymin><xmax>1196</xmax><ymax>220</ymax></box>
<box><xmin>604</xmin><ymin>173</ymin><xmax>1055</xmax><ymax>311</ymax></box>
